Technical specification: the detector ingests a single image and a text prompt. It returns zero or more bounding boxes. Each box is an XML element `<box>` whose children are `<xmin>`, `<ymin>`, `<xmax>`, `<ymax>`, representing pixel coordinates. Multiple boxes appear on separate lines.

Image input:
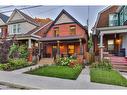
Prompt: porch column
<box><xmin>38</xmin><ymin>41</ymin><xmax>41</xmax><ymax>59</ymax></box>
<box><xmin>79</xmin><ymin>38</ymin><xmax>83</xmax><ymax>55</ymax></box>
<box><xmin>57</xmin><ymin>40</ymin><xmax>60</xmax><ymax>57</ymax></box>
<box><xmin>28</xmin><ymin>38</ymin><xmax>32</xmax><ymax>62</ymax></box>
<box><xmin>99</xmin><ymin>33</ymin><xmax>104</xmax><ymax>60</ymax></box>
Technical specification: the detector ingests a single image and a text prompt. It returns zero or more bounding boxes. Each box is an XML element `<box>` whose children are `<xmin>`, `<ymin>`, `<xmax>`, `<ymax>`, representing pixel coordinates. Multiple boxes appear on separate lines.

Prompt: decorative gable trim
<box><xmin>7</xmin><ymin>9</ymin><xmax>25</xmax><ymax>24</ymax></box>
<box><xmin>7</xmin><ymin>9</ymin><xmax>39</xmax><ymax>27</ymax></box>
<box><xmin>54</xmin><ymin>13</ymin><xmax>74</xmax><ymax>25</ymax></box>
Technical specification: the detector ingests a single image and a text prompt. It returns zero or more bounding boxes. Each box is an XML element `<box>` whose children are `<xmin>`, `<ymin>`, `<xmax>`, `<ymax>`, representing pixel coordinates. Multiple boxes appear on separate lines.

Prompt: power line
<box><xmin>0</xmin><ymin>5</ymin><xmax>14</xmax><ymax>9</ymax></box>
<box><xmin>0</xmin><ymin>5</ymin><xmax>43</xmax><ymax>13</ymax></box>
<box><xmin>24</xmin><ymin>9</ymin><xmax>34</xmax><ymax>18</ymax></box>
<box><xmin>35</xmin><ymin>6</ymin><xmax>64</xmax><ymax>16</ymax></box>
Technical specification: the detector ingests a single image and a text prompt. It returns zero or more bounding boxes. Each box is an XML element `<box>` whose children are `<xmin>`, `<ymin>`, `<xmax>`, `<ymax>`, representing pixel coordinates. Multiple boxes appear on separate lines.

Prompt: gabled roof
<box><xmin>93</xmin><ymin>6</ymin><xmax>119</xmax><ymax>29</ymax></box>
<box><xmin>0</xmin><ymin>13</ymin><xmax>9</xmax><ymax>23</ymax></box>
<box><xmin>32</xmin><ymin>21</ymin><xmax>53</xmax><ymax>37</ymax></box>
<box><xmin>7</xmin><ymin>9</ymin><xmax>40</xmax><ymax>26</ymax></box>
<box><xmin>45</xmin><ymin>9</ymin><xmax>88</xmax><ymax>36</ymax></box>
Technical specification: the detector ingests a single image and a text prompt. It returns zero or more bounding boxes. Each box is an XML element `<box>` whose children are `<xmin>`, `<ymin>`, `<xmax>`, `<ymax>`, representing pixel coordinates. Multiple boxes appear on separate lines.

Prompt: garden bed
<box><xmin>90</xmin><ymin>68</ymin><xmax>127</xmax><ymax>87</ymax></box>
<box><xmin>0</xmin><ymin>58</ymin><xmax>36</xmax><ymax>71</ymax></box>
<box><xmin>26</xmin><ymin>65</ymin><xmax>82</xmax><ymax>80</ymax></box>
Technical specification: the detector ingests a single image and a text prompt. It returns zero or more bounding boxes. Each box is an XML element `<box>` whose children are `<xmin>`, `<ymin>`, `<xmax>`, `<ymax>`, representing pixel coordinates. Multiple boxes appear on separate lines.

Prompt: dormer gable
<box><xmin>7</xmin><ymin>9</ymin><xmax>25</xmax><ymax>23</ymax></box>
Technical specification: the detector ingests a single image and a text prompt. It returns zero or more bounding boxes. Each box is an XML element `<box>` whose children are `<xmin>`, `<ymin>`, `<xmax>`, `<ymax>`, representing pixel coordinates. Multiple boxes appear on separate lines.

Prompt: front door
<box><xmin>107</xmin><ymin>39</ymin><xmax>114</xmax><ymax>53</ymax></box>
<box><xmin>52</xmin><ymin>45</ymin><xmax>57</xmax><ymax>57</ymax></box>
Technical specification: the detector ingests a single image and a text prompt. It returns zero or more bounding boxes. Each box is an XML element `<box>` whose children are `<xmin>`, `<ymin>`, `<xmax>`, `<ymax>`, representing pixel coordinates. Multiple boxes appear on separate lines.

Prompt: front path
<box><xmin>0</xmin><ymin>65</ymin><xmax>126</xmax><ymax>89</ymax></box>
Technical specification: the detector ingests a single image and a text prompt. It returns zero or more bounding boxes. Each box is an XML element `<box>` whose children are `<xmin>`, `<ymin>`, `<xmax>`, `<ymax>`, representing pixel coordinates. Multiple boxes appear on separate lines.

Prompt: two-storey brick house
<box><xmin>40</xmin><ymin>10</ymin><xmax>89</xmax><ymax>59</ymax></box>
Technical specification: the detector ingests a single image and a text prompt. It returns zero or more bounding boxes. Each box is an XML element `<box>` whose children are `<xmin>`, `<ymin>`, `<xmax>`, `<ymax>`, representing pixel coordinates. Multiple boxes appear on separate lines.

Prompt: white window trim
<box><xmin>10</xmin><ymin>24</ymin><xmax>21</xmax><ymax>35</ymax></box>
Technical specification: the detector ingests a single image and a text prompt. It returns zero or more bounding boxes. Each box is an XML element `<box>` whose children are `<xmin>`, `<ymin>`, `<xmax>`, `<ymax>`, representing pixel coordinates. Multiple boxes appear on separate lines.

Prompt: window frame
<box><xmin>109</xmin><ymin>13</ymin><xmax>119</xmax><ymax>26</ymax></box>
<box><xmin>69</xmin><ymin>25</ymin><xmax>76</xmax><ymax>35</ymax></box>
<box><xmin>53</xmin><ymin>27</ymin><xmax>59</xmax><ymax>37</ymax></box>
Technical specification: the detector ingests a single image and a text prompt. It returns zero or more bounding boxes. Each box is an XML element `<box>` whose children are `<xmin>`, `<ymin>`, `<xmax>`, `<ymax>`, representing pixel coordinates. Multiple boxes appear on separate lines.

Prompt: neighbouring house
<box><xmin>0</xmin><ymin>13</ymin><xmax>9</xmax><ymax>41</ymax></box>
<box><xmin>92</xmin><ymin>6</ymin><xmax>127</xmax><ymax>59</ymax></box>
<box><xmin>39</xmin><ymin>9</ymin><xmax>89</xmax><ymax>59</ymax></box>
<box><xmin>5</xmin><ymin>9</ymin><xmax>52</xmax><ymax>62</ymax></box>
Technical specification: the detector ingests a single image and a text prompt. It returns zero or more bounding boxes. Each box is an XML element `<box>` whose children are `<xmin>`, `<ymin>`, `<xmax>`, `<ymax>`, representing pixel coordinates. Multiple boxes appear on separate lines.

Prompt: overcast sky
<box><xmin>0</xmin><ymin>6</ymin><xmax>107</xmax><ymax>33</ymax></box>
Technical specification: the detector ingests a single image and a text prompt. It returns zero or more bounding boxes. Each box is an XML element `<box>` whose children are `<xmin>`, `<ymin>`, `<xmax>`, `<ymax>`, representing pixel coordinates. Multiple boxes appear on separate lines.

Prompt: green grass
<box><xmin>26</xmin><ymin>65</ymin><xmax>82</xmax><ymax>80</ymax></box>
<box><xmin>90</xmin><ymin>68</ymin><xmax>127</xmax><ymax>87</ymax></box>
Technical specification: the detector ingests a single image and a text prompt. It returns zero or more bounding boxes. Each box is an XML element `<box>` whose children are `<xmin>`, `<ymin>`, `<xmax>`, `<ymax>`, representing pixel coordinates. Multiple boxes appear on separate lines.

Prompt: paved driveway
<box><xmin>0</xmin><ymin>65</ymin><xmax>126</xmax><ymax>89</ymax></box>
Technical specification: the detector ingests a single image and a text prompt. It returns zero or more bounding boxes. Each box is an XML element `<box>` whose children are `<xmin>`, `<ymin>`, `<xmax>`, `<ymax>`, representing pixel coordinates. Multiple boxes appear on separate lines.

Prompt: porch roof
<box><xmin>39</xmin><ymin>35</ymin><xmax>85</xmax><ymax>42</ymax></box>
<box><xmin>7</xmin><ymin>34</ymin><xmax>39</xmax><ymax>41</ymax></box>
<box><xmin>97</xmin><ymin>26</ymin><xmax>127</xmax><ymax>35</ymax></box>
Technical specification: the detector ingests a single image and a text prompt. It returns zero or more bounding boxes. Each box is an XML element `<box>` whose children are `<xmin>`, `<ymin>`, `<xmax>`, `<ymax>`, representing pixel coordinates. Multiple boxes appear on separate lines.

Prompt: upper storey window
<box><xmin>70</xmin><ymin>26</ymin><xmax>76</xmax><ymax>35</ymax></box>
<box><xmin>54</xmin><ymin>27</ymin><xmax>59</xmax><ymax>37</ymax></box>
<box><xmin>120</xmin><ymin>6</ymin><xmax>127</xmax><ymax>25</ymax></box>
<box><xmin>109</xmin><ymin>13</ymin><xmax>118</xmax><ymax>26</ymax></box>
<box><xmin>11</xmin><ymin>24</ymin><xmax>21</xmax><ymax>34</ymax></box>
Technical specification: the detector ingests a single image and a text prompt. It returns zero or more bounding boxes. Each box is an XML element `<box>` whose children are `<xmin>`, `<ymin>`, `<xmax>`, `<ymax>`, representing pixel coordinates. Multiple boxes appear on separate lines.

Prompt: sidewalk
<box><xmin>0</xmin><ymin>66</ymin><xmax>126</xmax><ymax>89</ymax></box>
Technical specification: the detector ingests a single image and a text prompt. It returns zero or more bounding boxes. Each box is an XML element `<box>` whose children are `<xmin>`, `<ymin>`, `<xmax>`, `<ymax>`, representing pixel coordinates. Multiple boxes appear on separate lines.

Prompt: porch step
<box><xmin>112</xmin><ymin>64</ymin><xmax>127</xmax><ymax>72</ymax></box>
<box><xmin>38</xmin><ymin>58</ymin><xmax>54</xmax><ymax>65</ymax></box>
<box><xmin>113</xmin><ymin>65</ymin><xmax>127</xmax><ymax>69</ymax></box>
<box><xmin>116</xmin><ymin>69</ymin><xmax>127</xmax><ymax>72</ymax></box>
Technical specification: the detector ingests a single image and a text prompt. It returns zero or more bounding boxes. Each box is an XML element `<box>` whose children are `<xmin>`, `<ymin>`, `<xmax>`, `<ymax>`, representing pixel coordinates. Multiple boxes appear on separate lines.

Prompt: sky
<box><xmin>0</xmin><ymin>6</ymin><xmax>107</xmax><ymax>33</ymax></box>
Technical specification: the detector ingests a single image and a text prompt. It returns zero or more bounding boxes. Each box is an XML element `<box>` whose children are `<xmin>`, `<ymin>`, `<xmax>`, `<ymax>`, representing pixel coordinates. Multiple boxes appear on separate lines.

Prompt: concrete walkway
<box><xmin>11</xmin><ymin>64</ymin><xmax>44</xmax><ymax>74</ymax></box>
<box><xmin>0</xmin><ymin>66</ymin><xmax>127</xmax><ymax>89</ymax></box>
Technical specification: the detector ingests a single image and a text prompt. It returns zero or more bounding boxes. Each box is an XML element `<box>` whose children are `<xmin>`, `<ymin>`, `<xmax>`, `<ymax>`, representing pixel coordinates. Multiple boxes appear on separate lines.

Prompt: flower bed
<box><xmin>0</xmin><ymin>58</ymin><xmax>35</xmax><ymax>71</ymax></box>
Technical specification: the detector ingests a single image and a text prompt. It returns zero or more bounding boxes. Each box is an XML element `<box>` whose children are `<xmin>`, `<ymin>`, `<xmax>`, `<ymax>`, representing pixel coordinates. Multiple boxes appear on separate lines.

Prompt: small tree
<box><xmin>88</xmin><ymin>33</ymin><xmax>93</xmax><ymax>52</ymax></box>
<box><xmin>0</xmin><ymin>40</ymin><xmax>13</xmax><ymax>63</ymax></box>
<box><xmin>9</xmin><ymin>44</ymin><xmax>20</xmax><ymax>59</ymax></box>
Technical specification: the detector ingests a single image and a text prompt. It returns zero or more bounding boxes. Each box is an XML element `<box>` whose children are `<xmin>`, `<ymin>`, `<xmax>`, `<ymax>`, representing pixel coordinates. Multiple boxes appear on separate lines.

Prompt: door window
<box><xmin>108</xmin><ymin>40</ymin><xmax>114</xmax><ymax>51</ymax></box>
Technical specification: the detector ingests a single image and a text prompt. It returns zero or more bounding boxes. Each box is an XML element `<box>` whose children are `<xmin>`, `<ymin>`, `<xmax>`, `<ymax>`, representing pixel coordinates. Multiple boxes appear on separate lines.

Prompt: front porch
<box><xmin>97</xmin><ymin>26</ymin><xmax>127</xmax><ymax>60</ymax></box>
<box><xmin>39</xmin><ymin>36</ymin><xmax>86</xmax><ymax>59</ymax></box>
<box><xmin>7</xmin><ymin>36</ymin><xmax>40</xmax><ymax>62</ymax></box>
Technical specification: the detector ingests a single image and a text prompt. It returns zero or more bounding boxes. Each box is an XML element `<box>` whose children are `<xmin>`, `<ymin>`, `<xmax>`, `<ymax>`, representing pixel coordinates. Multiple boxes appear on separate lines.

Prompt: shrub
<box><xmin>90</xmin><ymin>59</ymin><xmax>112</xmax><ymax>70</ymax></box>
<box><xmin>18</xmin><ymin>45</ymin><xmax>29</xmax><ymax>58</ymax></box>
<box><xmin>0</xmin><ymin>58</ymin><xmax>30</xmax><ymax>71</ymax></box>
<box><xmin>9</xmin><ymin>44</ymin><xmax>19</xmax><ymax>58</ymax></box>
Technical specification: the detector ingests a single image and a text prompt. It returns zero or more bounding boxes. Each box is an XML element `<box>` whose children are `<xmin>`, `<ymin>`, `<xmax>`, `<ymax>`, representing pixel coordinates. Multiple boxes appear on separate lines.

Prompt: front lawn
<box><xmin>90</xmin><ymin>68</ymin><xmax>127</xmax><ymax>87</ymax></box>
<box><xmin>26</xmin><ymin>65</ymin><xmax>82</xmax><ymax>80</ymax></box>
